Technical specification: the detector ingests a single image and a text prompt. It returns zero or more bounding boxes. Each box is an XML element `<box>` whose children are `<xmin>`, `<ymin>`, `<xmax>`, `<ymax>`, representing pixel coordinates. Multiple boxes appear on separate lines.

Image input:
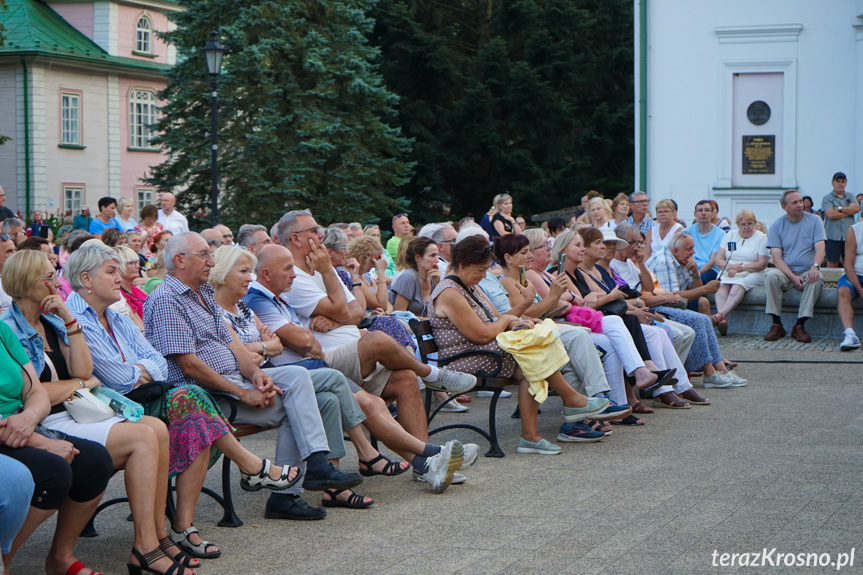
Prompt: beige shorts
<box><xmin>324</xmin><ymin>339</ymin><xmax>392</xmax><ymax>397</ymax></box>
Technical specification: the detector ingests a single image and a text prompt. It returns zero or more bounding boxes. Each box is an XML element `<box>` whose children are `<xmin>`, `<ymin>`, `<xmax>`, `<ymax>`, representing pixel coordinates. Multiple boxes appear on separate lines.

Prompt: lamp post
<box><xmin>202</xmin><ymin>30</ymin><xmax>224</xmax><ymax>227</ymax></box>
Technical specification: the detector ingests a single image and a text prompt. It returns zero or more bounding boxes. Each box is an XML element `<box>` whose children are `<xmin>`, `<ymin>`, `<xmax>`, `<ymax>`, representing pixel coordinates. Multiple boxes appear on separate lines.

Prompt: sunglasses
<box><xmin>0</xmin><ymin>234</ymin><xmax>12</xmax><ymax>242</ymax></box>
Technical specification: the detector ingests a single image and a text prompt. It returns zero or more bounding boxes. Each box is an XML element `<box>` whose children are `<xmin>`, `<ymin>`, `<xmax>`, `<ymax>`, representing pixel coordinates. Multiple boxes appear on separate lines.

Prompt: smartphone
<box><xmin>39</xmin><ymin>225</ymin><xmax>49</xmax><ymax>238</ymax></box>
<box><xmin>557</xmin><ymin>252</ymin><xmax>567</xmax><ymax>271</ymax></box>
<box><xmin>518</xmin><ymin>265</ymin><xmax>526</xmax><ymax>287</ymax></box>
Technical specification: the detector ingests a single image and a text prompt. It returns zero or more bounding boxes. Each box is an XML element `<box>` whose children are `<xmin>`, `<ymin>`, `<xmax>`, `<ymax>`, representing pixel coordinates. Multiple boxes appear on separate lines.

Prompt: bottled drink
<box><xmin>92</xmin><ymin>387</ymin><xmax>143</xmax><ymax>422</ymax></box>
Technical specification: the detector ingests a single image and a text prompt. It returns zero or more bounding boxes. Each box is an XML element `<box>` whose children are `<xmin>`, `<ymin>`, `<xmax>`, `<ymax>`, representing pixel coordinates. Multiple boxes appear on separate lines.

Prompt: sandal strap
<box><xmin>360</xmin><ymin>453</ymin><xmax>400</xmax><ymax>475</ymax></box>
<box><xmin>325</xmin><ymin>488</ymin><xmax>366</xmax><ymax>506</ymax></box>
<box><xmin>159</xmin><ymin>536</ymin><xmax>197</xmax><ymax>568</ymax></box>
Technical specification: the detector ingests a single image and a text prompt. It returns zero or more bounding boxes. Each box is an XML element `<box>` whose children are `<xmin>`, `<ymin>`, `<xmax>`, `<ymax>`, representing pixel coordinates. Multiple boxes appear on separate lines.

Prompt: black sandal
<box><xmin>358</xmin><ymin>453</ymin><xmax>409</xmax><ymax>477</ymax></box>
<box><xmin>158</xmin><ymin>535</ymin><xmax>200</xmax><ymax>569</ymax></box>
<box><xmin>322</xmin><ymin>488</ymin><xmax>374</xmax><ymax>509</ymax></box>
<box><xmin>128</xmin><ymin>547</ymin><xmax>184</xmax><ymax>575</ymax></box>
<box><xmin>638</xmin><ymin>368</ymin><xmax>676</xmax><ymax>399</ymax></box>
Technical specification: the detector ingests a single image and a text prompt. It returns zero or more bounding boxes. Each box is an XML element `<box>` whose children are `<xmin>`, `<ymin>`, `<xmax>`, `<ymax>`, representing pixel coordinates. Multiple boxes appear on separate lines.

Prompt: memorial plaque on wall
<box><xmin>742</xmin><ymin>135</ymin><xmax>775</xmax><ymax>174</ymax></box>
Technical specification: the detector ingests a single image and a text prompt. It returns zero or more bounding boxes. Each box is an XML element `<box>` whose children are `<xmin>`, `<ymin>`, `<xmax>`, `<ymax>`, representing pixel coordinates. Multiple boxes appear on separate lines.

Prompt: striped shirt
<box><xmin>66</xmin><ymin>291</ymin><xmax>166</xmax><ymax>394</ymax></box>
<box><xmin>645</xmin><ymin>245</ymin><xmax>692</xmax><ymax>293</ymax></box>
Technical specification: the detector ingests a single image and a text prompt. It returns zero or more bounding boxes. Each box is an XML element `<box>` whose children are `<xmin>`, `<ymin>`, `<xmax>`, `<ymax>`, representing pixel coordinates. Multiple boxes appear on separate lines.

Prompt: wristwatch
<box><xmin>812</xmin><ymin>264</ymin><xmax>820</xmax><ymax>270</ymax></box>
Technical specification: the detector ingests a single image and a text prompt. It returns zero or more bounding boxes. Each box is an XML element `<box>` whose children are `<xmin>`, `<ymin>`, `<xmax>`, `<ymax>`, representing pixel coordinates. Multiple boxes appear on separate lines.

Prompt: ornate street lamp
<box><xmin>202</xmin><ymin>30</ymin><xmax>224</xmax><ymax>227</ymax></box>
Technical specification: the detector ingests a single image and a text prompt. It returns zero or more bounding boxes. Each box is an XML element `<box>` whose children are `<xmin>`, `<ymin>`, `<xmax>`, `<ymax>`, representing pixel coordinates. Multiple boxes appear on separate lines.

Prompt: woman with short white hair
<box><xmin>116</xmin><ymin>197</ymin><xmax>138</xmax><ymax>232</ymax></box>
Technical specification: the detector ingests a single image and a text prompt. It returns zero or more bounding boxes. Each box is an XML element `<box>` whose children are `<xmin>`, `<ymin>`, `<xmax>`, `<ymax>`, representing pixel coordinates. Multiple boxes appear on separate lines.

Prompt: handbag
<box><xmin>598</xmin><ymin>299</ymin><xmax>628</xmax><ymax>317</ymax></box>
<box><xmin>64</xmin><ymin>388</ymin><xmax>116</xmax><ymax>424</ymax></box>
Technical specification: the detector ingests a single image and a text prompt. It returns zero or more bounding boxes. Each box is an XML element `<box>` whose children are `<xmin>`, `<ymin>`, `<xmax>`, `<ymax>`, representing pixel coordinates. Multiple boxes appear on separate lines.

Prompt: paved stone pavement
<box><xmin>12</xmin><ymin>336</ymin><xmax>863</xmax><ymax>575</ymax></box>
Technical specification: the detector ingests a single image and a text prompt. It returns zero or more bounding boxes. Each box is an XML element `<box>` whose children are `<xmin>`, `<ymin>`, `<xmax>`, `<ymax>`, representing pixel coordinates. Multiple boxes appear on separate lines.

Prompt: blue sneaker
<box><xmin>557</xmin><ymin>422</ymin><xmax>606</xmax><ymax>443</ymax></box>
<box><xmin>516</xmin><ymin>437</ymin><xmax>562</xmax><ymax>455</ymax></box>
<box><xmin>596</xmin><ymin>402</ymin><xmax>632</xmax><ymax>421</ymax></box>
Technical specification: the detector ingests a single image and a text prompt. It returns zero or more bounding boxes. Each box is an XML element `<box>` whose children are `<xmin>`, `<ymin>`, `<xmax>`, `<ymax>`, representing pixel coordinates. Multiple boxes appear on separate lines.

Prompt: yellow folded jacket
<box><xmin>495</xmin><ymin>319</ymin><xmax>569</xmax><ymax>403</ymax></box>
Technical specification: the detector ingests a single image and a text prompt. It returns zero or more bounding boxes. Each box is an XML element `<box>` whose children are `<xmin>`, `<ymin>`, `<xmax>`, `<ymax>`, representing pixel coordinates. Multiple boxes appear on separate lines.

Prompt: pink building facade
<box><xmin>0</xmin><ymin>0</ymin><xmax>179</xmax><ymax>220</ymax></box>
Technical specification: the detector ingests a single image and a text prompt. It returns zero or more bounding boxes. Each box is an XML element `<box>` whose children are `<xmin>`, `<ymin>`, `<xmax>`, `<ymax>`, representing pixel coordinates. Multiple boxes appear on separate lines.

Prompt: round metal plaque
<box><xmin>747</xmin><ymin>100</ymin><xmax>771</xmax><ymax>126</ymax></box>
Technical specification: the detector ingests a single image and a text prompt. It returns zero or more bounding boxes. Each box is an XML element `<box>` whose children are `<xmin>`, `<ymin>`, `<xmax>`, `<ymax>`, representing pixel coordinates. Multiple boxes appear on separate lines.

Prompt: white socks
<box><xmin>423</xmin><ymin>365</ymin><xmax>441</xmax><ymax>382</ymax></box>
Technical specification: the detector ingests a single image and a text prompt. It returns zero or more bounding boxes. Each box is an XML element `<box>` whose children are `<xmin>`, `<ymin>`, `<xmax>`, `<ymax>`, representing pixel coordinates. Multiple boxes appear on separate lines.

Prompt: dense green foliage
<box><xmin>149</xmin><ymin>0</ymin><xmax>633</xmax><ymax>227</ymax></box>
<box><xmin>146</xmin><ymin>0</ymin><xmax>414</xmax><ymax>230</ymax></box>
<box><xmin>370</xmin><ymin>0</ymin><xmax>634</xmax><ymax>221</ymax></box>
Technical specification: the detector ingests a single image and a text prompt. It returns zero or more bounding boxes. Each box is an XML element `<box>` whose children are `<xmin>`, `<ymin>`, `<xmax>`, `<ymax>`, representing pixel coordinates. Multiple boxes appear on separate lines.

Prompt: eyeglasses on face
<box><xmin>179</xmin><ymin>251</ymin><xmax>211</xmax><ymax>260</ymax></box>
<box><xmin>627</xmin><ymin>239</ymin><xmax>645</xmax><ymax>246</ymax></box>
<box><xmin>294</xmin><ymin>226</ymin><xmax>322</xmax><ymax>236</ymax></box>
<box><xmin>630</xmin><ymin>199</ymin><xmax>649</xmax><ymax>204</ymax></box>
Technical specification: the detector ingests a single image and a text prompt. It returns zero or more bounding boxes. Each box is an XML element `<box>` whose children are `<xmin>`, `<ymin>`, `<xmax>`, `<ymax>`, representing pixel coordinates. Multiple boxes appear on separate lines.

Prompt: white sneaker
<box><xmin>420</xmin><ymin>440</ymin><xmax>463</xmax><ymax>494</ymax></box>
<box><xmin>424</xmin><ymin>369</ymin><xmax>477</xmax><ymax>394</ymax></box>
<box><xmin>477</xmin><ymin>390</ymin><xmax>512</xmax><ymax>398</ymax></box>
<box><xmin>458</xmin><ymin>443</ymin><xmax>479</xmax><ymax>471</ymax></box>
<box><xmin>414</xmin><ymin>470</ymin><xmax>466</xmax><ymax>484</ymax></box>
<box><xmin>703</xmin><ymin>372</ymin><xmax>734</xmax><ymax>388</ymax></box>
<box><xmin>724</xmin><ymin>372</ymin><xmax>747</xmax><ymax>387</ymax></box>
<box><xmin>436</xmin><ymin>400</ymin><xmax>469</xmax><ymax>413</ymax></box>
<box><xmin>841</xmin><ymin>332</ymin><xmax>861</xmax><ymax>351</ymax></box>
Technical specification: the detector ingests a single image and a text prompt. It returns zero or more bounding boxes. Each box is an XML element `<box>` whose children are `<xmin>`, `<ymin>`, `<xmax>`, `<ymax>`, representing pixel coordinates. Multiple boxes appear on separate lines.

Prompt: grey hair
<box><xmin>431</xmin><ymin>224</ymin><xmax>455</xmax><ymax>244</ymax></box>
<box><xmin>210</xmin><ymin>245</ymin><xmax>257</xmax><ymax>286</ymax></box>
<box><xmin>455</xmin><ymin>223</ymin><xmax>489</xmax><ymax>243</ymax></box>
<box><xmin>670</xmin><ymin>230</ymin><xmax>692</xmax><ymax>250</ymax></box>
<box><xmin>163</xmin><ymin>231</ymin><xmax>200</xmax><ymax>272</ymax></box>
<box><xmin>1</xmin><ymin>218</ymin><xmax>23</xmax><ymax>233</ymax></box>
<box><xmin>66</xmin><ymin>240</ymin><xmax>122</xmax><ymax>291</ymax></box>
<box><xmin>614</xmin><ymin>223</ymin><xmax>639</xmax><ymax>240</ymax></box>
<box><xmin>348</xmin><ymin>222</ymin><xmax>362</xmax><ymax>232</ymax></box>
<box><xmin>780</xmin><ymin>189</ymin><xmax>799</xmax><ymax>206</ymax></box>
<box><xmin>322</xmin><ymin>227</ymin><xmax>348</xmax><ymax>250</ymax></box>
<box><xmin>117</xmin><ymin>197</ymin><xmax>134</xmax><ymax>212</ymax></box>
<box><xmin>276</xmin><ymin>209</ymin><xmax>312</xmax><ymax>245</ymax></box>
<box><xmin>628</xmin><ymin>191</ymin><xmax>647</xmax><ymax>203</ymax></box>
<box><xmin>236</xmin><ymin>224</ymin><xmax>268</xmax><ymax>248</ymax></box>
<box><xmin>417</xmin><ymin>223</ymin><xmax>441</xmax><ymax>239</ymax></box>
<box><xmin>63</xmin><ymin>229</ymin><xmax>90</xmax><ymax>249</ymax></box>
<box><xmin>125</xmin><ymin>229</ymin><xmax>142</xmax><ymax>238</ymax></box>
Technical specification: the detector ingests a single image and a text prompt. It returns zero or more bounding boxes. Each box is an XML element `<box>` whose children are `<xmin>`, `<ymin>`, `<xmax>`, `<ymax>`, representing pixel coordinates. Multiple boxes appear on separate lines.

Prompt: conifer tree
<box><xmin>147</xmin><ymin>0</ymin><xmax>413</xmax><ymax>229</ymax></box>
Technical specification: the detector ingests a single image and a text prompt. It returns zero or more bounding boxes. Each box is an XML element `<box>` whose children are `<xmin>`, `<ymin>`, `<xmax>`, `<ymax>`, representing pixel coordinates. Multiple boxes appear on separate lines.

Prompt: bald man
<box><xmin>157</xmin><ymin>192</ymin><xmax>189</xmax><ymax>234</ymax></box>
<box><xmin>213</xmin><ymin>224</ymin><xmax>234</xmax><ymax>246</ymax></box>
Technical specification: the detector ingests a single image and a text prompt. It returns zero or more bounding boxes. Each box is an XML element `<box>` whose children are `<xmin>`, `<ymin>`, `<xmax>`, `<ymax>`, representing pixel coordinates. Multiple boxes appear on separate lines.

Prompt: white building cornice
<box><xmin>715</xmin><ymin>24</ymin><xmax>803</xmax><ymax>44</ymax></box>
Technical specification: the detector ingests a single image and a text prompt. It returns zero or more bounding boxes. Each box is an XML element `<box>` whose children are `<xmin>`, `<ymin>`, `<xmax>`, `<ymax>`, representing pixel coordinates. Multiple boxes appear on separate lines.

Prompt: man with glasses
<box><xmin>623</xmin><ymin>192</ymin><xmax>656</xmax><ymax>236</ymax></box>
<box><xmin>386</xmin><ymin>213</ymin><xmax>412</xmax><ymax>262</ymax></box>
<box><xmin>275</xmin><ymin>210</ymin><xmax>477</xmax><ymax>441</ymax></box>
<box><xmin>144</xmin><ymin>232</ymin><xmax>362</xmax><ymax>520</ymax></box>
<box><xmin>646</xmin><ymin>231</ymin><xmax>719</xmax><ymax>316</ymax></box>
<box><xmin>684</xmin><ymin>200</ymin><xmax>726</xmax><ymax>284</ymax></box>
<box><xmin>431</xmin><ymin>223</ymin><xmax>457</xmax><ymax>276</ymax></box>
<box><xmin>0</xmin><ymin>187</ymin><xmax>14</xmax><ymax>221</ymax></box>
<box><xmin>0</xmin><ymin>233</ymin><xmax>16</xmax><ymax>311</ymax></box>
<box><xmin>214</xmin><ymin>224</ymin><xmax>234</xmax><ymax>246</ymax></box>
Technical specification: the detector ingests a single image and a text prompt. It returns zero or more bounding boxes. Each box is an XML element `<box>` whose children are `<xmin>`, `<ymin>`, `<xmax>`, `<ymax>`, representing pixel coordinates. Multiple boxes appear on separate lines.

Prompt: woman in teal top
<box><xmin>0</xmin><ymin>319</ymin><xmax>114</xmax><ymax>575</ymax></box>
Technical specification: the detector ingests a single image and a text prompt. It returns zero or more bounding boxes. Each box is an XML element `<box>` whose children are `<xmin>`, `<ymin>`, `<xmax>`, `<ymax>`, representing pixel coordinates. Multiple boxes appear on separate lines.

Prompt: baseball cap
<box><xmin>833</xmin><ymin>172</ymin><xmax>847</xmax><ymax>181</ymax></box>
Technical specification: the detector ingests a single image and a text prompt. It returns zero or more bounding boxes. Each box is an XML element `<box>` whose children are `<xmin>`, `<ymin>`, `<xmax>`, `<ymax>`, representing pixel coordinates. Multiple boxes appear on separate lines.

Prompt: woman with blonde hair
<box><xmin>394</xmin><ymin>234</ymin><xmax>417</xmax><ymax>273</ymax></box>
<box><xmin>712</xmin><ymin>209</ymin><xmax>769</xmax><ymax>334</ymax></box>
<box><xmin>586</xmin><ymin>197</ymin><xmax>614</xmax><ymax>229</ymax></box>
<box><xmin>116</xmin><ymin>197</ymin><xmax>138</xmax><ymax>232</ymax></box>
<box><xmin>645</xmin><ymin>199</ymin><xmax>683</xmax><ymax>258</ymax></box>
<box><xmin>491</xmin><ymin>193</ymin><xmax>522</xmax><ymax>239</ymax></box>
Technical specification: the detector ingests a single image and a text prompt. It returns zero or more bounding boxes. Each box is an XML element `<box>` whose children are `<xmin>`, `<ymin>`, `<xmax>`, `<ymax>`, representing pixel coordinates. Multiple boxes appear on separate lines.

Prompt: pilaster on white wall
<box><xmin>93</xmin><ymin>1</ymin><xmax>118</xmax><ymax>56</ymax></box>
<box><xmin>16</xmin><ymin>63</ymin><xmax>48</xmax><ymax>215</ymax></box>
<box><xmin>167</xmin><ymin>20</ymin><xmax>177</xmax><ymax>65</ymax></box>
<box><xmin>108</xmin><ymin>73</ymin><xmax>121</xmax><ymax>196</ymax></box>
<box><xmin>714</xmin><ymin>25</ymin><xmax>801</xmax><ymax>192</ymax></box>
<box><xmin>852</xmin><ymin>16</ymin><xmax>863</xmax><ymax>196</ymax></box>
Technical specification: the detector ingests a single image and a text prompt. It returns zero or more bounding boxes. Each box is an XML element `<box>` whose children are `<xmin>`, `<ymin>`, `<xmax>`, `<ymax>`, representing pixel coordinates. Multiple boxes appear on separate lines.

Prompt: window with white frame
<box><xmin>129</xmin><ymin>89</ymin><xmax>158</xmax><ymax>149</ymax></box>
<box><xmin>64</xmin><ymin>185</ymin><xmax>84</xmax><ymax>213</ymax></box>
<box><xmin>60</xmin><ymin>92</ymin><xmax>81</xmax><ymax>145</ymax></box>
<box><xmin>136</xmin><ymin>16</ymin><xmax>152</xmax><ymax>53</ymax></box>
<box><xmin>136</xmin><ymin>187</ymin><xmax>154</xmax><ymax>213</ymax></box>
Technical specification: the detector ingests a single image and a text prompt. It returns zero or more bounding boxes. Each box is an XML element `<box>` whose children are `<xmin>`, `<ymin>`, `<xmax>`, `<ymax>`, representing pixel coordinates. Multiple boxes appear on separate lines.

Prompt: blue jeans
<box><xmin>0</xmin><ymin>454</ymin><xmax>34</xmax><ymax>554</ymax></box>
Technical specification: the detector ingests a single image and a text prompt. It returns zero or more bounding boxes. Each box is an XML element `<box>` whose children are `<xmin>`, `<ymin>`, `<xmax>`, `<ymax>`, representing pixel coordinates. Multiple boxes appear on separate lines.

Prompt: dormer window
<box><xmin>136</xmin><ymin>16</ymin><xmax>152</xmax><ymax>53</ymax></box>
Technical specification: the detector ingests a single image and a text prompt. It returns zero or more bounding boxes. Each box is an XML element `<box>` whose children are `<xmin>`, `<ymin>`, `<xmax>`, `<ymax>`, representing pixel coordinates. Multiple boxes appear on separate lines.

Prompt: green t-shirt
<box><xmin>142</xmin><ymin>276</ymin><xmax>164</xmax><ymax>295</ymax></box>
<box><xmin>0</xmin><ymin>321</ymin><xmax>32</xmax><ymax>418</ymax></box>
<box><xmin>385</xmin><ymin>235</ymin><xmax>402</xmax><ymax>263</ymax></box>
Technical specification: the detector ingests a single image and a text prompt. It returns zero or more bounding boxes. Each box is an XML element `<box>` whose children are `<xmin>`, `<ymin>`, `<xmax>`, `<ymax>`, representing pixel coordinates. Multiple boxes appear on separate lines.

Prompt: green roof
<box><xmin>0</xmin><ymin>0</ymin><xmax>171</xmax><ymax>72</ymax></box>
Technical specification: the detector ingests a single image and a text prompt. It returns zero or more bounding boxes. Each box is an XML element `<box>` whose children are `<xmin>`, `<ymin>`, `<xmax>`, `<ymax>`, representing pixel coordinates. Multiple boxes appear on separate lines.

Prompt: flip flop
<box><xmin>65</xmin><ymin>560</ymin><xmax>102</xmax><ymax>575</ymax></box>
<box><xmin>610</xmin><ymin>414</ymin><xmax>646</xmax><ymax>426</ymax></box>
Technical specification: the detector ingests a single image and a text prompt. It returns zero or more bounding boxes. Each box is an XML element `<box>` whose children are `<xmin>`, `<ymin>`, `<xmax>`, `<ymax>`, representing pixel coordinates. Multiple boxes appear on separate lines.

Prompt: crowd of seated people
<box><xmin>7</xmin><ymin>177</ymin><xmax>863</xmax><ymax>572</ymax></box>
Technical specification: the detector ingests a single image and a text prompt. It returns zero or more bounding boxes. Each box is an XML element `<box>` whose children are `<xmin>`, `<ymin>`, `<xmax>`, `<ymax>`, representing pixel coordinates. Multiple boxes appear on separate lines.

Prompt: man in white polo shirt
<box><xmin>157</xmin><ymin>192</ymin><xmax>189</xmax><ymax>235</ymax></box>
